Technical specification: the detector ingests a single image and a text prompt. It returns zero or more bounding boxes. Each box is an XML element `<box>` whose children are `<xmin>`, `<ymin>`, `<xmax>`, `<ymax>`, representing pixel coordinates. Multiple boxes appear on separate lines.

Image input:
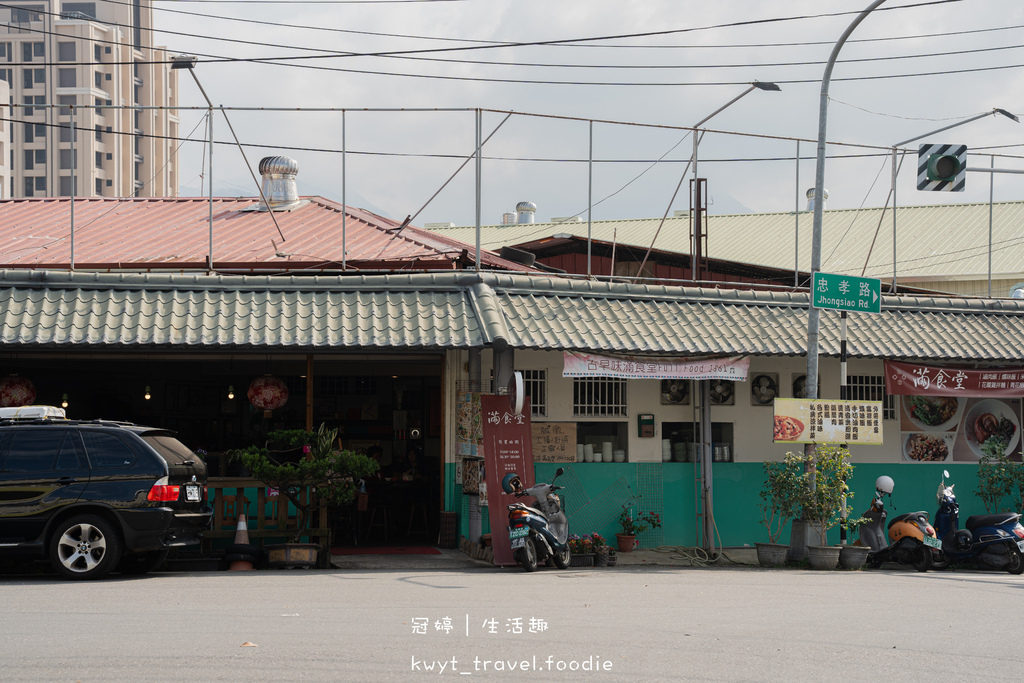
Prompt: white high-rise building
<box><xmin>0</xmin><ymin>1</ymin><xmax>178</xmax><ymax>198</ymax></box>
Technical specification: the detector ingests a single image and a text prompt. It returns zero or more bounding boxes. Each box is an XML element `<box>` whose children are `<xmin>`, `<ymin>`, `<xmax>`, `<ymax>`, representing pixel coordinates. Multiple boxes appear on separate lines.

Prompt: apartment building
<box><xmin>0</xmin><ymin>1</ymin><xmax>179</xmax><ymax>198</ymax></box>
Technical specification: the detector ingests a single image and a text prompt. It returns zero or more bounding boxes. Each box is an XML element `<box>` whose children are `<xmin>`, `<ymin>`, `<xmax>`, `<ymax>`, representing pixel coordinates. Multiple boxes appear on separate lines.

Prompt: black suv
<box><xmin>0</xmin><ymin>410</ymin><xmax>213</xmax><ymax>579</ymax></box>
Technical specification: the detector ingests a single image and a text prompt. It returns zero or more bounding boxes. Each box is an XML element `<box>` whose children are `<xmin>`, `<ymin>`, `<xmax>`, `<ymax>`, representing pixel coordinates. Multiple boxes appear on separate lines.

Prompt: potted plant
<box><xmin>590</xmin><ymin>532</ymin><xmax>610</xmax><ymax>566</ymax></box>
<box><xmin>617</xmin><ymin>500</ymin><xmax>662</xmax><ymax>552</ymax></box>
<box><xmin>230</xmin><ymin>423</ymin><xmax>378</xmax><ymax>568</ymax></box>
<box><xmin>756</xmin><ymin>453</ymin><xmax>802</xmax><ymax>566</ymax></box>
<box><xmin>567</xmin><ymin>534</ymin><xmax>595</xmax><ymax>567</ymax></box>
<box><xmin>797</xmin><ymin>444</ymin><xmax>855</xmax><ymax>570</ymax></box>
<box><xmin>838</xmin><ymin>516</ymin><xmax>872</xmax><ymax>569</ymax></box>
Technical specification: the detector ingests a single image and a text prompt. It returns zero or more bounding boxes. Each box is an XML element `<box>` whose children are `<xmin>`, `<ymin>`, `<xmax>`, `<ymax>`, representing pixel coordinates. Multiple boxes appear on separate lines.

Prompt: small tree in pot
<box><xmin>797</xmin><ymin>444</ymin><xmax>855</xmax><ymax>569</ymax></box>
<box><xmin>230</xmin><ymin>424</ymin><xmax>378</xmax><ymax>554</ymax></box>
<box><xmin>756</xmin><ymin>452</ymin><xmax>802</xmax><ymax>566</ymax></box>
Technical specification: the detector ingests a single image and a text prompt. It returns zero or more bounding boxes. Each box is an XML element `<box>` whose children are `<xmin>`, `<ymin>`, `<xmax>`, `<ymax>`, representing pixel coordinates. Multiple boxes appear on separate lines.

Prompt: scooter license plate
<box><xmin>508</xmin><ymin>526</ymin><xmax>529</xmax><ymax>539</ymax></box>
<box><xmin>1017</xmin><ymin>539</ymin><xmax>1024</xmax><ymax>552</ymax></box>
<box><xmin>923</xmin><ymin>535</ymin><xmax>941</xmax><ymax>549</ymax></box>
<box><xmin>510</xmin><ymin>537</ymin><xmax>526</xmax><ymax>549</ymax></box>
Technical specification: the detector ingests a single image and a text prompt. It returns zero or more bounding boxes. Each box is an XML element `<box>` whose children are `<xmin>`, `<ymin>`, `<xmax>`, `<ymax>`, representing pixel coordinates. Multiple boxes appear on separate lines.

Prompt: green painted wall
<box><xmin>447</xmin><ymin>461</ymin><xmax>987</xmax><ymax>548</ymax></box>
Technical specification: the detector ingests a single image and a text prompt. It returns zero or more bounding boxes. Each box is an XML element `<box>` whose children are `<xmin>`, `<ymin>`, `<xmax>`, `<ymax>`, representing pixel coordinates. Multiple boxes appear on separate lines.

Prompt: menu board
<box><xmin>900</xmin><ymin>395</ymin><xmax>1022</xmax><ymax>462</ymax></box>
<box><xmin>531</xmin><ymin>422</ymin><xmax>577</xmax><ymax>463</ymax></box>
<box><xmin>773</xmin><ymin>399</ymin><xmax>883</xmax><ymax>445</ymax></box>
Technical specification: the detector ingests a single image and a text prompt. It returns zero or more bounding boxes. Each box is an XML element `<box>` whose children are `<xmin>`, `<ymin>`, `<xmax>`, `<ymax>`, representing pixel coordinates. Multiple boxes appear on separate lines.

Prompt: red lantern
<box><xmin>0</xmin><ymin>376</ymin><xmax>37</xmax><ymax>407</ymax></box>
<box><xmin>248</xmin><ymin>376</ymin><xmax>288</xmax><ymax>416</ymax></box>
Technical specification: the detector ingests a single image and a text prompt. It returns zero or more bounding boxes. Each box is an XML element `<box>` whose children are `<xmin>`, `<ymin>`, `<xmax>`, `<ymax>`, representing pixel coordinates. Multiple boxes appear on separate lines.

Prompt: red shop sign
<box><xmin>885</xmin><ymin>361</ymin><xmax>1024</xmax><ymax>397</ymax></box>
<box><xmin>480</xmin><ymin>395</ymin><xmax>535</xmax><ymax>567</ymax></box>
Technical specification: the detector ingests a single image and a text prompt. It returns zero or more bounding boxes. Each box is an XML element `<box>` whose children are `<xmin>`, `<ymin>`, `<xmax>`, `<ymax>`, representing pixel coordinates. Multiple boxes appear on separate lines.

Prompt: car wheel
<box><xmin>50</xmin><ymin>515</ymin><xmax>123</xmax><ymax>580</ymax></box>
<box><xmin>117</xmin><ymin>549</ymin><xmax>169</xmax><ymax>575</ymax></box>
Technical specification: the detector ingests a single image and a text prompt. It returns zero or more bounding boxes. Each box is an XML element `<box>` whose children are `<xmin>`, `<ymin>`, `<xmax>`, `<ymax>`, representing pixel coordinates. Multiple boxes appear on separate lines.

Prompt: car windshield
<box><xmin>141</xmin><ymin>433</ymin><xmax>197</xmax><ymax>464</ymax></box>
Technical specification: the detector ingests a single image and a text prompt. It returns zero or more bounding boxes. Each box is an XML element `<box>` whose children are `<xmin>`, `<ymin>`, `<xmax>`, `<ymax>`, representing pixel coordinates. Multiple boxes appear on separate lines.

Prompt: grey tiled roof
<box><xmin>0</xmin><ymin>270</ymin><xmax>1022</xmax><ymax>362</ymax></box>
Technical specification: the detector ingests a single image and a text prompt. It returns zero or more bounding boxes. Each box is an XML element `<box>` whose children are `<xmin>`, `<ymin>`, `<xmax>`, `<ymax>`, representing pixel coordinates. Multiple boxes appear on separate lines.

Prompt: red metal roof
<box><xmin>0</xmin><ymin>196</ymin><xmax>533</xmax><ymax>272</ymax></box>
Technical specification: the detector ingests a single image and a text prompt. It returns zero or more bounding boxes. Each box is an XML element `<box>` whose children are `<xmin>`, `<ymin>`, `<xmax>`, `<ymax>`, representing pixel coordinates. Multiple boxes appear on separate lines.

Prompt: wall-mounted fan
<box><xmin>792</xmin><ymin>373</ymin><xmax>821</xmax><ymax>400</ymax></box>
<box><xmin>709</xmin><ymin>380</ymin><xmax>735</xmax><ymax>405</ymax></box>
<box><xmin>750</xmin><ymin>373</ymin><xmax>779</xmax><ymax>406</ymax></box>
<box><xmin>660</xmin><ymin>379</ymin><xmax>690</xmax><ymax>405</ymax></box>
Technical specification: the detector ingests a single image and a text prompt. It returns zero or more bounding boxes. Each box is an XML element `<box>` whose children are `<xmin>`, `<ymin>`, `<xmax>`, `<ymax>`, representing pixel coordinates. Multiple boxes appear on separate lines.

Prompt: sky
<box><xmin>155</xmin><ymin>0</ymin><xmax>1024</xmax><ymax>227</ymax></box>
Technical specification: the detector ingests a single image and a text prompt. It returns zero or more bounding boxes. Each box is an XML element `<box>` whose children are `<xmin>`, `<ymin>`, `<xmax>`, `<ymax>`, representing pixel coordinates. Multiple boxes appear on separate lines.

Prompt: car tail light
<box><xmin>147</xmin><ymin>484</ymin><xmax>181</xmax><ymax>502</ymax></box>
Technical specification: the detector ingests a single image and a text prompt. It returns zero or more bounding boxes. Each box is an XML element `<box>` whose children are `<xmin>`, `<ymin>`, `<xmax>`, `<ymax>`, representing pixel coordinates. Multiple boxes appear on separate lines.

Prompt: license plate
<box><xmin>184</xmin><ymin>484</ymin><xmax>201</xmax><ymax>502</ymax></box>
<box><xmin>508</xmin><ymin>526</ymin><xmax>529</xmax><ymax>539</ymax></box>
<box><xmin>923</xmin><ymin>535</ymin><xmax>941</xmax><ymax>549</ymax></box>
<box><xmin>1017</xmin><ymin>539</ymin><xmax>1024</xmax><ymax>552</ymax></box>
<box><xmin>510</xmin><ymin>537</ymin><xmax>526</xmax><ymax>549</ymax></box>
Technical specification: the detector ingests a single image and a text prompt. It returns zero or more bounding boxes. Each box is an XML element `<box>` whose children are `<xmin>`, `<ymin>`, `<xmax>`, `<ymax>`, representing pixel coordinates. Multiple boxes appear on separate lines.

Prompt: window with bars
<box><xmin>521</xmin><ymin>369</ymin><xmax>546</xmax><ymax>417</ymax></box>
<box><xmin>846</xmin><ymin>375</ymin><xmax>895</xmax><ymax>420</ymax></box>
<box><xmin>573</xmin><ymin>377</ymin><xmax>627</xmax><ymax>417</ymax></box>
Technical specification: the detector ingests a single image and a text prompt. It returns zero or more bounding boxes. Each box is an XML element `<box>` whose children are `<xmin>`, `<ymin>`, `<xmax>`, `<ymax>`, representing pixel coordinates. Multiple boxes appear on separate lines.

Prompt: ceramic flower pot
<box><xmin>755</xmin><ymin>542</ymin><xmax>789</xmax><ymax>567</ymax></box>
<box><xmin>838</xmin><ymin>544</ymin><xmax>871</xmax><ymax>570</ymax></box>
<box><xmin>806</xmin><ymin>544</ymin><xmax>841</xmax><ymax>570</ymax></box>
<box><xmin>616</xmin><ymin>533</ymin><xmax>636</xmax><ymax>553</ymax></box>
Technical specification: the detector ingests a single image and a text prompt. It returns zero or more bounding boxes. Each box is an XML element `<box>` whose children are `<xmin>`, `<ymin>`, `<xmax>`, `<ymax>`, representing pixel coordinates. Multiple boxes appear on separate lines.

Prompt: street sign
<box><xmin>811</xmin><ymin>272</ymin><xmax>881</xmax><ymax>314</ymax></box>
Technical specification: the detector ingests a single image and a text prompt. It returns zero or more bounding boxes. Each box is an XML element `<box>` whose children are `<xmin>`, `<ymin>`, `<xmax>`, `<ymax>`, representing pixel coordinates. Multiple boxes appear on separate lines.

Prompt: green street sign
<box><xmin>811</xmin><ymin>272</ymin><xmax>881</xmax><ymax>314</ymax></box>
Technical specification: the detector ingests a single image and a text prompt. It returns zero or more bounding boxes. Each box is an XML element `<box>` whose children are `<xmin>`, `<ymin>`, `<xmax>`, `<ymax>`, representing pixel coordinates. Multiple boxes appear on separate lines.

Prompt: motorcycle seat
<box><xmin>965</xmin><ymin>513</ymin><xmax>1020</xmax><ymax>530</ymax></box>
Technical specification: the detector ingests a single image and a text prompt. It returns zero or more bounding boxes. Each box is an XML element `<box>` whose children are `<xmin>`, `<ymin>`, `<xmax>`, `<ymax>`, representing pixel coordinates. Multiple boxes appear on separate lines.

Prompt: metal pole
<box><xmin>989</xmin><ymin>154</ymin><xmax>994</xmax><ymax>297</ymax></box>
<box><xmin>794</xmin><ymin>140</ymin><xmax>800</xmax><ymax>286</ymax></box>
<box><xmin>807</xmin><ymin>0</ymin><xmax>888</xmax><ymax>404</ymax></box>
<box><xmin>474</xmin><ymin>109</ymin><xmax>481</xmax><ymax>272</ymax></box>
<box><xmin>207</xmin><ymin>106</ymin><xmax>214</xmax><ymax>271</ymax></box>
<box><xmin>891</xmin><ymin>148</ymin><xmax>898</xmax><ymax>293</ymax></box>
<box><xmin>342</xmin><ymin>111</ymin><xmax>347</xmax><ymax>271</ymax></box>
<box><xmin>70</xmin><ymin>105</ymin><xmax>75</xmax><ymax>271</ymax></box>
<box><xmin>587</xmin><ymin>120</ymin><xmax>593</xmax><ymax>277</ymax></box>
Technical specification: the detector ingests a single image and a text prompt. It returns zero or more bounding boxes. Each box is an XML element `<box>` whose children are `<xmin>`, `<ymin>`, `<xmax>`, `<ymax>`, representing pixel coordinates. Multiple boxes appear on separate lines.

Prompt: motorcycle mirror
<box><xmin>555</xmin><ymin>467</ymin><xmax>565</xmax><ymax>477</ymax></box>
<box><xmin>943</xmin><ymin>469</ymin><xmax>950</xmax><ymax>479</ymax></box>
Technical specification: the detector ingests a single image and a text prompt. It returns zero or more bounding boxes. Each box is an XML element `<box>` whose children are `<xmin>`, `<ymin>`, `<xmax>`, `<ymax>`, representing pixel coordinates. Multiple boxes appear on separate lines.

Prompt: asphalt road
<box><xmin>1</xmin><ymin>562</ymin><xmax>1021</xmax><ymax>681</ymax></box>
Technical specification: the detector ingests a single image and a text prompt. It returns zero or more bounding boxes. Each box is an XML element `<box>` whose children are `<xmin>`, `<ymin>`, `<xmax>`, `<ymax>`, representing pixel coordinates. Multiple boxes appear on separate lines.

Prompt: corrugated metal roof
<box><xmin>0</xmin><ymin>270</ymin><xmax>1022</xmax><ymax>361</ymax></box>
<box><xmin>430</xmin><ymin>201</ymin><xmax>1024</xmax><ymax>284</ymax></box>
<box><xmin>0</xmin><ymin>196</ymin><xmax>532</xmax><ymax>272</ymax></box>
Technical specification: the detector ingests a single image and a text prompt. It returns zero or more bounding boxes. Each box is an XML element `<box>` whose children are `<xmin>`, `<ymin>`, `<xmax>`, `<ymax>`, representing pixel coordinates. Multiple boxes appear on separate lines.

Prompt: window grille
<box><xmin>573</xmin><ymin>378</ymin><xmax>627</xmax><ymax>417</ymax></box>
<box><xmin>846</xmin><ymin>375</ymin><xmax>895</xmax><ymax>420</ymax></box>
<box><xmin>521</xmin><ymin>369</ymin><xmax>546</xmax><ymax>417</ymax></box>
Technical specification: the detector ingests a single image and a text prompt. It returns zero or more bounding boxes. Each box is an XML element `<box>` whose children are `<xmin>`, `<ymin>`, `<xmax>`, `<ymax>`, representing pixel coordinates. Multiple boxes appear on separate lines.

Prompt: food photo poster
<box><xmin>900</xmin><ymin>395</ymin><xmax>1022</xmax><ymax>462</ymax></box>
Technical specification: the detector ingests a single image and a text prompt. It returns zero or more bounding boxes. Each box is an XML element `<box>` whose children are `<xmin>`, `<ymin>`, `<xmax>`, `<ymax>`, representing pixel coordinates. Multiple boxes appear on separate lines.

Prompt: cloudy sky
<box><xmin>155</xmin><ymin>0</ymin><xmax>1024</xmax><ymax>226</ymax></box>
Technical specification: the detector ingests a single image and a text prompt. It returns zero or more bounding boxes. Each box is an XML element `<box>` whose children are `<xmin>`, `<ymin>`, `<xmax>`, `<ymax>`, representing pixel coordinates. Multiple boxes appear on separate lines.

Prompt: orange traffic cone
<box><xmin>228</xmin><ymin>513</ymin><xmax>255</xmax><ymax>571</ymax></box>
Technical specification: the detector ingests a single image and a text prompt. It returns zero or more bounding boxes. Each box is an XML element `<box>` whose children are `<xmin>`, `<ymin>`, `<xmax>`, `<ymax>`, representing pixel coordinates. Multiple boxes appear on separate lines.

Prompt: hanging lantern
<box><xmin>0</xmin><ymin>376</ymin><xmax>37</xmax><ymax>407</ymax></box>
<box><xmin>248</xmin><ymin>375</ymin><xmax>288</xmax><ymax>417</ymax></box>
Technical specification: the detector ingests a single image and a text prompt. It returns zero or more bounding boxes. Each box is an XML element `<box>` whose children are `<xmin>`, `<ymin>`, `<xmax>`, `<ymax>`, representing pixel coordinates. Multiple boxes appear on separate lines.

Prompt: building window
<box><xmin>521</xmin><ymin>370</ymin><xmax>547</xmax><ymax>417</ymax></box>
<box><xmin>22</xmin><ymin>95</ymin><xmax>33</xmax><ymax>116</ymax></box>
<box><xmin>845</xmin><ymin>375</ymin><xmax>896</xmax><ymax>421</ymax></box>
<box><xmin>58</xmin><ymin>68</ymin><xmax>76</xmax><ymax>88</ymax></box>
<box><xmin>58</xmin><ymin>42</ymin><xmax>76</xmax><ymax>62</ymax></box>
<box><xmin>22</xmin><ymin>69</ymin><xmax>33</xmax><ymax>89</ymax></box>
<box><xmin>94</xmin><ymin>97</ymin><xmax>103</xmax><ymax>116</ymax></box>
<box><xmin>21</xmin><ymin>42</ymin><xmax>32</xmax><ymax>62</ymax></box>
<box><xmin>59</xmin><ymin>95</ymin><xmax>76</xmax><ymax>116</ymax></box>
<box><xmin>0</xmin><ymin>69</ymin><xmax>11</xmax><ymax>84</ymax></box>
<box><xmin>34</xmin><ymin>123</ymin><xmax>45</xmax><ymax>137</ymax></box>
<box><xmin>35</xmin><ymin>176</ymin><xmax>46</xmax><ymax>192</ymax></box>
<box><xmin>60</xmin><ymin>149</ymin><xmax>76</xmax><ymax>170</ymax></box>
<box><xmin>34</xmin><ymin>42</ymin><xmax>44</xmax><ymax>57</ymax></box>
<box><xmin>105</xmin><ymin>152</ymin><xmax>112</xmax><ymax>160</ymax></box>
<box><xmin>63</xmin><ymin>3</ymin><xmax>97</xmax><ymax>20</ymax></box>
<box><xmin>0</xmin><ymin>43</ymin><xmax>7</xmax><ymax>60</ymax></box>
<box><xmin>94</xmin><ymin>44</ymin><xmax>101</xmax><ymax>62</ymax></box>
<box><xmin>94</xmin><ymin>71</ymin><xmax>102</xmax><ymax>88</ymax></box>
<box><xmin>95</xmin><ymin>178</ymin><xmax>103</xmax><ymax>195</ymax></box>
<box><xmin>35</xmin><ymin>149</ymin><xmax>45</xmax><ymax>165</ymax></box>
<box><xmin>95</xmin><ymin>151</ymin><xmax>102</xmax><ymax>168</ymax></box>
<box><xmin>573</xmin><ymin>378</ymin><xmax>627</xmax><ymax>418</ymax></box>
<box><xmin>60</xmin><ymin>124</ymin><xmax>77</xmax><ymax>143</ymax></box>
<box><xmin>105</xmin><ymin>179</ymin><xmax>112</xmax><ymax>186</ymax></box>
<box><xmin>23</xmin><ymin>149</ymin><xmax>34</xmax><ymax>170</ymax></box>
<box><xmin>13</xmin><ymin>7</ymin><xmax>44</xmax><ymax>23</ymax></box>
<box><xmin>95</xmin><ymin>125</ymin><xmax>102</xmax><ymax>142</ymax></box>
<box><xmin>59</xmin><ymin>176</ymin><xmax>76</xmax><ymax>196</ymax></box>
<box><xmin>24</xmin><ymin>177</ymin><xmax>34</xmax><ymax>197</ymax></box>
<box><xmin>23</xmin><ymin>121</ymin><xmax>33</xmax><ymax>143</ymax></box>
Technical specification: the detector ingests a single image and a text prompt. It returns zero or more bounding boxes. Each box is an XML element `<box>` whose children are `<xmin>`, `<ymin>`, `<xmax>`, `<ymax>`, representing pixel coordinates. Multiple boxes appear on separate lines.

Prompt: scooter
<box><xmin>931</xmin><ymin>470</ymin><xmax>1024</xmax><ymax>574</ymax></box>
<box><xmin>502</xmin><ymin>468</ymin><xmax>570</xmax><ymax>572</ymax></box>
<box><xmin>860</xmin><ymin>475</ymin><xmax>937</xmax><ymax>572</ymax></box>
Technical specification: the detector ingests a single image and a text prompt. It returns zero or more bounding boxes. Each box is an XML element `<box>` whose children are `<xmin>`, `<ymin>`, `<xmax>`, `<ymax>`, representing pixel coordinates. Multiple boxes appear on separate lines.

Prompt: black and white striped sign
<box><xmin>917</xmin><ymin>143</ymin><xmax>967</xmax><ymax>192</ymax></box>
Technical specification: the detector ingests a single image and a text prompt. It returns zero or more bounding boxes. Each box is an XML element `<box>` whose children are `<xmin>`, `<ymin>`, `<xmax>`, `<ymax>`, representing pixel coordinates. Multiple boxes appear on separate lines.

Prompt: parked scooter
<box><xmin>502</xmin><ymin>468</ymin><xmax>570</xmax><ymax>572</ymax></box>
<box><xmin>859</xmin><ymin>475</ymin><xmax>937</xmax><ymax>572</ymax></box>
<box><xmin>931</xmin><ymin>470</ymin><xmax>1024</xmax><ymax>574</ymax></box>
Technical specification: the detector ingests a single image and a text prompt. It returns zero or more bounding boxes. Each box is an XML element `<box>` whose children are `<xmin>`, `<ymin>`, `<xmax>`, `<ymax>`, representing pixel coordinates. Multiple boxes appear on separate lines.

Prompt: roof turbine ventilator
<box><xmin>257</xmin><ymin>156</ymin><xmax>302</xmax><ymax>212</ymax></box>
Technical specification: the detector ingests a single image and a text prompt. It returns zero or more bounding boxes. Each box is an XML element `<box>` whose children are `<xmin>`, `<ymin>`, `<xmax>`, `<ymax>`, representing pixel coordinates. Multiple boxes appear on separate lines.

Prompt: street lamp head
<box><xmin>751</xmin><ymin>80</ymin><xmax>781</xmax><ymax>92</ymax></box>
<box><xmin>994</xmin><ymin>108</ymin><xmax>1019</xmax><ymax>123</ymax></box>
<box><xmin>171</xmin><ymin>54</ymin><xmax>198</xmax><ymax>70</ymax></box>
